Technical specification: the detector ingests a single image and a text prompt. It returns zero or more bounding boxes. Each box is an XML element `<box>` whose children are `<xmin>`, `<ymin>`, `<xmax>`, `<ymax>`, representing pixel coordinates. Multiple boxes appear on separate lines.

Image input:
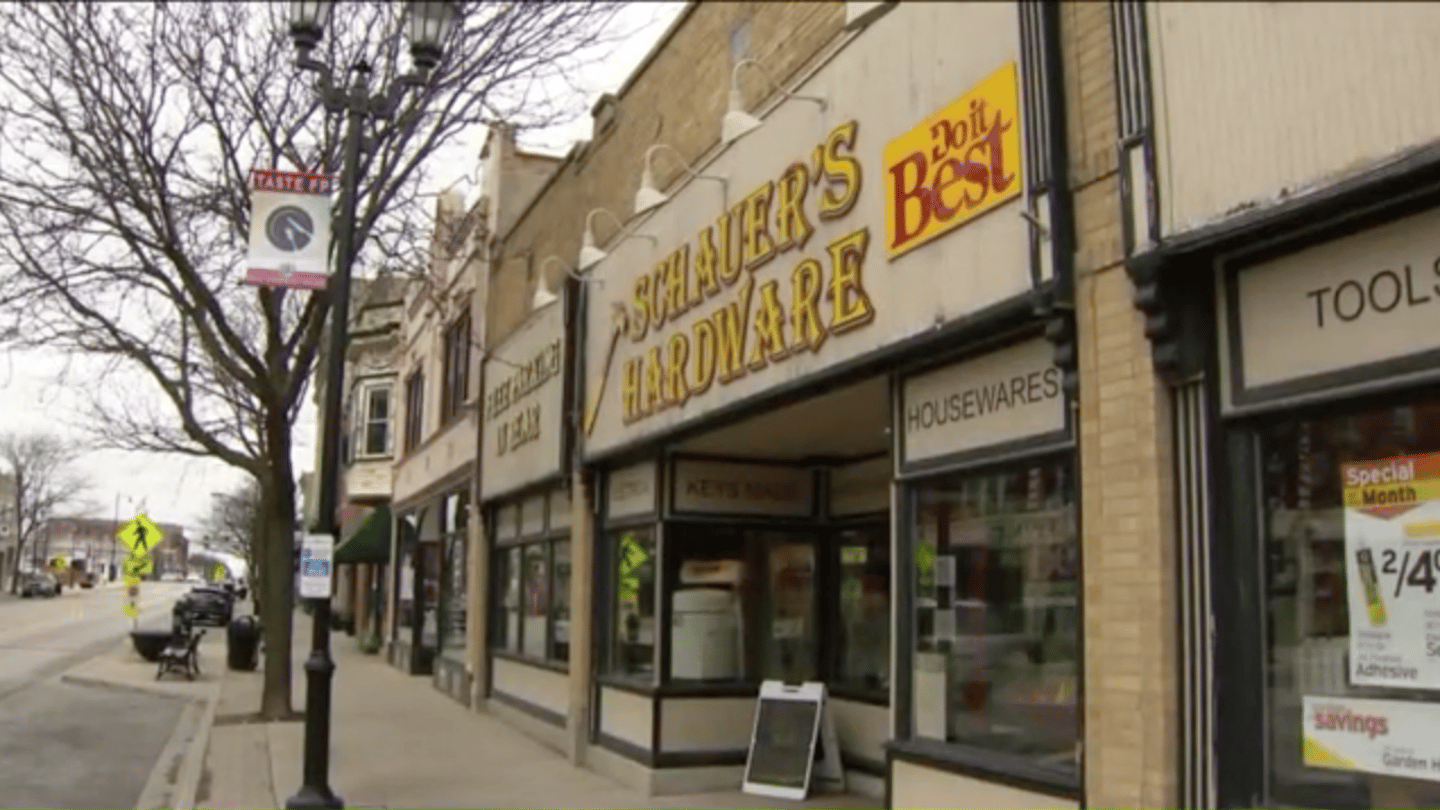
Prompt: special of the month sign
<box><xmin>245</xmin><ymin>169</ymin><xmax>334</xmax><ymax>290</ymax></box>
<box><xmin>1343</xmin><ymin>452</ymin><xmax>1440</xmax><ymax>689</ymax></box>
<box><xmin>1302</xmin><ymin>695</ymin><xmax>1440</xmax><ymax>783</ymax></box>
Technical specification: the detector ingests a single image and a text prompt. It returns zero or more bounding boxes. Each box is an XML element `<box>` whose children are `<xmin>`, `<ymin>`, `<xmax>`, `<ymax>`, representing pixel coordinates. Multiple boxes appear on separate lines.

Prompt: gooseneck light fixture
<box><xmin>722</xmin><ymin>57</ymin><xmax>829</xmax><ymax>145</ymax></box>
<box><xmin>578</xmin><ymin>208</ymin><xmax>657</xmax><ymax>271</ymax></box>
<box><xmin>285</xmin><ymin>3</ymin><xmax>460</xmax><ymax>810</ymax></box>
<box><xmin>634</xmin><ymin>143</ymin><xmax>729</xmax><ymax>216</ymax></box>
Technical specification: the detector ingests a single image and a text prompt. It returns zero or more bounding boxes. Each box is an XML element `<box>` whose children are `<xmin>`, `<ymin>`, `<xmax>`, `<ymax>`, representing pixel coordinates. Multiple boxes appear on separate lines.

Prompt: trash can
<box><xmin>226</xmin><ymin>615</ymin><xmax>261</xmax><ymax>671</ymax></box>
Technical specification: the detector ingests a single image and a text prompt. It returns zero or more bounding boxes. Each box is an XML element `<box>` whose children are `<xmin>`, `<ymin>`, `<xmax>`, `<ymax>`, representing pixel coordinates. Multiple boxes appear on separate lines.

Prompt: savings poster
<box><xmin>1302</xmin><ymin>695</ymin><xmax>1440</xmax><ymax>783</ymax></box>
<box><xmin>1343</xmin><ymin>451</ymin><xmax>1440</xmax><ymax>689</ymax></box>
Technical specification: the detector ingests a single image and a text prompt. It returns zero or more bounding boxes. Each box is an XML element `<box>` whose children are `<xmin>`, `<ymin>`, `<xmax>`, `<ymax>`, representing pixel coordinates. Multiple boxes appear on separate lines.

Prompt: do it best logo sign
<box><xmin>884</xmin><ymin>61</ymin><xmax>1022</xmax><ymax>259</ymax></box>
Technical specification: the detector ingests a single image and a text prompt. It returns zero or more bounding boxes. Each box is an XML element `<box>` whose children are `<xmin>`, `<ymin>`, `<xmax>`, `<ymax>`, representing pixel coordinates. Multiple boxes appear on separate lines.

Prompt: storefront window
<box><xmin>419</xmin><ymin>541</ymin><xmax>441</xmax><ymax>649</ymax></box>
<box><xmin>521</xmin><ymin>543</ymin><xmax>549</xmax><ymax>659</ymax></box>
<box><xmin>609</xmin><ymin>527</ymin><xmax>656</xmax><ymax>678</ymax></box>
<box><xmin>551</xmin><ymin>540</ymin><xmax>572</xmax><ymax>661</ymax></box>
<box><xmin>1258</xmin><ymin>396</ymin><xmax>1440</xmax><ymax>809</ymax></box>
<box><xmin>491</xmin><ymin>546</ymin><xmax>520</xmax><ymax>653</ymax></box>
<box><xmin>440</xmin><ymin>494</ymin><xmax>467</xmax><ymax>657</ymax></box>
<box><xmin>911</xmin><ymin>455</ymin><xmax>1078</xmax><ymax>778</ymax></box>
<box><xmin>666</xmin><ymin>526</ymin><xmax>752</xmax><ymax>682</ymax></box>
<box><xmin>396</xmin><ymin>542</ymin><xmax>415</xmax><ymax>640</ymax></box>
<box><xmin>833</xmin><ymin>523</ymin><xmax>890</xmax><ymax>693</ymax></box>
<box><xmin>764</xmin><ymin>536</ymin><xmax>817</xmax><ymax>683</ymax></box>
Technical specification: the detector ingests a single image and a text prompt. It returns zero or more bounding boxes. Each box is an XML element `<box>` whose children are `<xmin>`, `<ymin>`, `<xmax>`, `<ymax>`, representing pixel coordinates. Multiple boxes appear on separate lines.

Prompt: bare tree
<box><xmin>0</xmin><ymin>1</ymin><xmax>626</xmax><ymax>719</ymax></box>
<box><xmin>202</xmin><ymin>481</ymin><xmax>264</xmax><ymax>577</ymax></box>
<box><xmin>0</xmin><ymin>433</ymin><xmax>89</xmax><ymax>594</ymax></box>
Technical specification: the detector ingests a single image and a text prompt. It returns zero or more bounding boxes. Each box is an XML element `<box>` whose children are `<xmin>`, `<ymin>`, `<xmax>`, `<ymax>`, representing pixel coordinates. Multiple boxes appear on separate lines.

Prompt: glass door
<box><xmin>760</xmin><ymin>531</ymin><xmax>819</xmax><ymax>683</ymax></box>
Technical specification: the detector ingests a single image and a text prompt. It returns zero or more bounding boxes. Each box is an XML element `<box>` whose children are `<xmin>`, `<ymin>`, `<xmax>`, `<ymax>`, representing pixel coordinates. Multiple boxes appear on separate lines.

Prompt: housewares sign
<box><xmin>1343</xmin><ymin>452</ymin><xmax>1440</xmax><ymax>689</ymax></box>
<box><xmin>481</xmin><ymin>302</ymin><xmax>566</xmax><ymax>500</ymax></box>
<box><xmin>884</xmin><ymin>61</ymin><xmax>1022</xmax><ymax>259</ymax></box>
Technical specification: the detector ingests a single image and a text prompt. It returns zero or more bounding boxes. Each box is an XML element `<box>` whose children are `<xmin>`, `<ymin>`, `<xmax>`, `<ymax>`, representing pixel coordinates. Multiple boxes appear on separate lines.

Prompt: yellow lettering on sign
<box><xmin>610</xmin><ymin>120</ymin><xmax>878</xmax><ymax>429</ymax></box>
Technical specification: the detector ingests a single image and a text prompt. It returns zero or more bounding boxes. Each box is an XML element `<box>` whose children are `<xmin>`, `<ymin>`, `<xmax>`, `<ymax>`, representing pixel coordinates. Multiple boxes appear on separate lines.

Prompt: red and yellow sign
<box><xmin>884</xmin><ymin>61</ymin><xmax>1022</xmax><ymax>259</ymax></box>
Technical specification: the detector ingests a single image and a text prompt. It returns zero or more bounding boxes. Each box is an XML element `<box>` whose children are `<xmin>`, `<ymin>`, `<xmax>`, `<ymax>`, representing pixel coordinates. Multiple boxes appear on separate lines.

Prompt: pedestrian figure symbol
<box><xmin>133</xmin><ymin>524</ymin><xmax>148</xmax><ymax>553</ymax></box>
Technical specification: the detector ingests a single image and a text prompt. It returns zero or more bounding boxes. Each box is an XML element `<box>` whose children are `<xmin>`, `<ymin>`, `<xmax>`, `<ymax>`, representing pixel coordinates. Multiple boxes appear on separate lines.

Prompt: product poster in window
<box><xmin>1302</xmin><ymin>695</ymin><xmax>1440</xmax><ymax>783</ymax></box>
<box><xmin>1343</xmin><ymin>452</ymin><xmax>1440</xmax><ymax>689</ymax></box>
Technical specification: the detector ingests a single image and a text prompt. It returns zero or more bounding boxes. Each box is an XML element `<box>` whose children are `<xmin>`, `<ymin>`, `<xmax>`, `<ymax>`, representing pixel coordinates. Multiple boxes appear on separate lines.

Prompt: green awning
<box><xmin>334</xmin><ymin>504</ymin><xmax>392</xmax><ymax>565</ymax></box>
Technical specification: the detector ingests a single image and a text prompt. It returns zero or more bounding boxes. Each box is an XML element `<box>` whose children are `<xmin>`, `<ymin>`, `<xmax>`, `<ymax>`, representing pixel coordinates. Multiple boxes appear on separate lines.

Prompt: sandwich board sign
<box><xmin>741</xmin><ymin>680</ymin><xmax>845</xmax><ymax>800</ymax></box>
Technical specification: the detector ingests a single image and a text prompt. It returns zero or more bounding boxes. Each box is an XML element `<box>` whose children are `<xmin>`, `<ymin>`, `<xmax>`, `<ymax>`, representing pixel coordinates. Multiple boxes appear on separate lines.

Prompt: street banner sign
<box><xmin>116</xmin><ymin>512</ymin><xmax>164</xmax><ymax>554</ymax></box>
<box><xmin>298</xmin><ymin>533</ymin><xmax>334</xmax><ymax>599</ymax></box>
<box><xmin>245</xmin><ymin>169</ymin><xmax>334</xmax><ymax>291</ymax></box>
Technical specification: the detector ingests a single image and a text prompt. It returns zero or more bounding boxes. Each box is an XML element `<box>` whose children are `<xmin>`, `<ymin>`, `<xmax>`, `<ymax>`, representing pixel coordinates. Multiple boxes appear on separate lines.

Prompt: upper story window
<box><xmin>351</xmin><ymin>381</ymin><xmax>393</xmax><ymax>459</ymax></box>
<box><xmin>441</xmin><ymin>309</ymin><xmax>471</xmax><ymax>425</ymax></box>
<box><xmin>403</xmin><ymin>369</ymin><xmax>425</xmax><ymax>453</ymax></box>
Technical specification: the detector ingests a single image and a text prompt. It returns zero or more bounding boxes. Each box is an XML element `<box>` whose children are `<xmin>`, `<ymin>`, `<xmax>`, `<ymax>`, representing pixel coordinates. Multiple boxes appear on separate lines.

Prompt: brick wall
<box><xmin>1062</xmin><ymin>2</ymin><xmax>1179</xmax><ymax>807</ymax></box>
<box><xmin>487</xmin><ymin>0</ymin><xmax>846</xmax><ymax>348</ymax></box>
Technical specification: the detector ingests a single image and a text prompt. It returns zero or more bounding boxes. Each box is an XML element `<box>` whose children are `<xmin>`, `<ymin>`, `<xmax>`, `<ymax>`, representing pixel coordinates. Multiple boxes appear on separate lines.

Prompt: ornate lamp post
<box><xmin>285</xmin><ymin>3</ymin><xmax>459</xmax><ymax>809</ymax></box>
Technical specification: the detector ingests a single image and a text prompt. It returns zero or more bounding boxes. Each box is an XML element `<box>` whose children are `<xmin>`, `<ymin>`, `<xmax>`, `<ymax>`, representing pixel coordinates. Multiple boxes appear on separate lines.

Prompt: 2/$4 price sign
<box><xmin>1344</xmin><ymin>451</ymin><xmax>1440</xmax><ymax>689</ymax></box>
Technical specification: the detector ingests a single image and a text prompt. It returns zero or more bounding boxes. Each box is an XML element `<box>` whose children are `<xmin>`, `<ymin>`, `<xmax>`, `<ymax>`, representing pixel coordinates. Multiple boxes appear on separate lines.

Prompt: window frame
<box><xmin>440</xmin><ymin>308</ymin><xmax>471</xmax><ymax>425</ymax></box>
<box><xmin>488</xmin><ymin>496</ymin><xmax>570</xmax><ymax>670</ymax></box>
<box><xmin>890</xmin><ymin>450</ymin><xmax>1082</xmax><ymax>799</ymax></box>
<box><xmin>825</xmin><ymin>514</ymin><xmax>892</xmax><ymax>705</ymax></box>
<box><xmin>402</xmin><ymin>368</ymin><xmax>424</xmax><ymax>453</ymax></box>
<box><xmin>351</xmin><ymin>379</ymin><xmax>394</xmax><ymax>459</ymax></box>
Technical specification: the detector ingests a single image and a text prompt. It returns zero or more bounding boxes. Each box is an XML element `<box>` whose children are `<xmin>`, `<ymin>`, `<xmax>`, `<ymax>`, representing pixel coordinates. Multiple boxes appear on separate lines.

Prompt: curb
<box><xmin>171</xmin><ymin>689</ymin><xmax>219</xmax><ymax>810</ymax></box>
<box><xmin>58</xmin><ymin>671</ymin><xmax>198</xmax><ymax>702</ymax></box>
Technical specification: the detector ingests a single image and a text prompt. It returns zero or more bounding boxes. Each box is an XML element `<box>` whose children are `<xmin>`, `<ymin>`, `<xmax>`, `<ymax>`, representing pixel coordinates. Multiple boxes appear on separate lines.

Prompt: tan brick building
<box><xmin>366</xmin><ymin>2</ymin><xmax>1440</xmax><ymax>809</ymax></box>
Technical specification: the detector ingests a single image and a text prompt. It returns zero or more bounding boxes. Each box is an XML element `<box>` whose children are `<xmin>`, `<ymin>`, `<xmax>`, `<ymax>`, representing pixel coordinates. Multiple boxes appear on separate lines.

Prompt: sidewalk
<box><xmin>199</xmin><ymin>613</ymin><xmax>880</xmax><ymax>810</ymax></box>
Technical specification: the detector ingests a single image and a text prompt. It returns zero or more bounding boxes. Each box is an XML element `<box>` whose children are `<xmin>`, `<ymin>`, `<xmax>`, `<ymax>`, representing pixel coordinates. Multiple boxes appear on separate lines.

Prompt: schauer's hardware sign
<box><xmin>884</xmin><ymin>61</ymin><xmax>1022</xmax><ymax>259</ymax></box>
<box><xmin>582</xmin><ymin>39</ymin><xmax>1033</xmax><ymax>459</ymax></box>
<box><xmin>586</xmin><ymin>120</ymin><xmax>875</xmax><ymax>438</ymax></box>
<box><xmin>481</xmin><ymin>301</ymin><xmax>566</xmax><ymax>501</ymax></box>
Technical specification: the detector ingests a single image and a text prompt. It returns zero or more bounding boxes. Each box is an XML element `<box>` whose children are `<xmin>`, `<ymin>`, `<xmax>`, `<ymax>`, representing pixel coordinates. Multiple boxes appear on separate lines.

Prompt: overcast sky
<box><xmin>0</xmin><ymin>2</ymin><xmax>685</xmax><ymax>543</ymax></box>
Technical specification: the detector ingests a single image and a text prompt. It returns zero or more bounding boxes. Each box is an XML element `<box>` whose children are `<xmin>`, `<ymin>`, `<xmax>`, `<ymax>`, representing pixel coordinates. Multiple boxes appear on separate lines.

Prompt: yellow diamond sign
<box><xmin>122</xmin><ymin>554</ymin><xmax>154</xmax><ymax>583</ymax></box>
<box><xmin>116</xmin><ymin>513</ymin><xmax>164</xmax><ymax>554</ymax></box>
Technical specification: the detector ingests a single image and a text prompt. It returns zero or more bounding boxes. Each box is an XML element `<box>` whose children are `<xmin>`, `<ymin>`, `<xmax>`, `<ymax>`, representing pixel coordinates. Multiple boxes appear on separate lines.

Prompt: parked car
<box><xmin>178</xmin><ymin>585</ymin><xmax>234</xmax><ymax>626</ymax></box>
<box><xmin>20</xmin><ymin>572</ymin><xmax>61</xmax><ymax>598</ymax></box>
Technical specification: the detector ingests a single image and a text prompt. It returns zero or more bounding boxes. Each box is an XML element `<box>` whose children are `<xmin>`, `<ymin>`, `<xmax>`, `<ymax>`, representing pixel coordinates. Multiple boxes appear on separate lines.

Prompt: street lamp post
<box><xmin>285</xmin><ymin>3</ymin><xmax>458</xmax><ymax>810</ymax></box>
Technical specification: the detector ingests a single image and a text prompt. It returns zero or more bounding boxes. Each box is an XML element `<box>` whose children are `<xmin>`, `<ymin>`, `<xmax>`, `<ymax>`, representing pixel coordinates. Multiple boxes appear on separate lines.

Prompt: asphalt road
<box><xmin>0</xmin><ymin>581</ymin><xmax>192</xmax><ymax>809</ymax></box>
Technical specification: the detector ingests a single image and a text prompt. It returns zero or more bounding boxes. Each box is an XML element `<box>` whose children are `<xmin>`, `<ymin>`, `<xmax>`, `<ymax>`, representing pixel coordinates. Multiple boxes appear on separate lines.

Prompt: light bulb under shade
<box><xmin>577</xmin><ymin>244</ymin><xmax>607</xmax><ymax>271</ymax></box>
<box><xmin>633</xmin><ymin>184</ymin><xmax>669</xmax><ymax>216</ymax></box>
<box><xmin>721</xmin><ymin>109</ymin><xmax>763</xmax><ymax>145</ymax></box>
<box><xmin>531</xmin><ymin>286</ymin><xmax>558</xmax><ymax>310</ymax></box>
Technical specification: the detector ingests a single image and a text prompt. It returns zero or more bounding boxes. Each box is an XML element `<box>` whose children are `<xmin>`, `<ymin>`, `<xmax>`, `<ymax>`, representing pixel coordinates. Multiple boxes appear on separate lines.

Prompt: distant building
<box><xmin>42</xmin><ymin>516</ymin><xmax>187</xmax><ymax>581</ymax></box>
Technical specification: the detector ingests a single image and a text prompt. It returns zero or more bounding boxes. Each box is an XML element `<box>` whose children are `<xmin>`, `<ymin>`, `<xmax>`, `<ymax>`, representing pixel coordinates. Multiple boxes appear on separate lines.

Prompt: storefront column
<box><xmin>355</xmin><ymin>562</ymin><xmax>371</xmax><ymax>635</ymax></box>
<box><xmin>383</xmin><ymin>516</ymin><xmax>398</xmax><ymax>644</ymax></box>
<box><xmin>565</xmin><ymin>468</ymin><xmax>594</xmax><ymax>766</ymax></box>
<box><xmin>1063</xmin><ymin>2</ymin><xmax>1179</xmax><ymax>805</ymax></box>
<box><xmin>467</xmin><ymin>508</ymin><xmax>489</xmax><ymax>707</ymax></box>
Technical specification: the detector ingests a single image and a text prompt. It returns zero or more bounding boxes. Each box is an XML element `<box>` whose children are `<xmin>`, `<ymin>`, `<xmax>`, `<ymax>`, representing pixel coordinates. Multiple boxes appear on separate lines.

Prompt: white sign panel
<box><xmin>606</xmin><ymin>461</ymin><xmax>657</xmax><ymax>521</ymax></box>
<box><xmin>1303</xmin><ymin>695</ymin><xmax>1440</xmax><ymax>782</ymax></box>
<box><xmin>829</xmin><ymin>456</ymin><xmax>891</xmax><ymax>517</ymax></box>
<box><xmin>245</xmin><ymin>169</ymin><xmax>334</xmax><ymax>290</ymax></box>
<box><xmin>1344</xmin><ymin>452</ymin><xmax>1440</xmax><ymax>689</ymax></box>
<box><xmin>580</xmin><ymin>2</ymin><xmax>1029</xmax><ymax>460</ymax></box>
<box><xmin>901</xmin><ymin>338</ymin><xmax>1065</xmax><ymax>465</ymax></box>
<box><xmin>298</xmin><ymin>533</ymin><xmax>334</xmax><ymax>599</ymax></box>
<box><xmin>672</xmin><ymin>459</ymin><xmax>814</xmax><ymax>517</ymax></box>
<box><xmin>1234</xmin><ymin>204</ymin><xmax>1440</xmax><ymax>392</ymax></box>
<box><xmin>481</xmin><ymin>301</ymin><xmax>566</xmax><ymax>500</ymax></box>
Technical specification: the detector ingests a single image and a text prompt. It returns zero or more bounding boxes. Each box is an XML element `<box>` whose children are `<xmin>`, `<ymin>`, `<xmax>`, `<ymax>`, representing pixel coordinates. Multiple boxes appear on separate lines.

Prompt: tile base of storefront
<box><xmin>487</xmin><ymin>696</ymin><xmax>569</xmax><ymax>755</ymax></box>
<box><xmin>886</xmin><ymin>759</ymin><xmax>1077</xmax><ymax>810</ymax></box>
<box><xmin>433</xmin><ymin>655</ymin><xmax>471</xmax><ymax>706</ymax></box>
<box><xmin>387</xmin><ymin>640</ymin><xmax>410</xmax><ymax>672</ymax></box>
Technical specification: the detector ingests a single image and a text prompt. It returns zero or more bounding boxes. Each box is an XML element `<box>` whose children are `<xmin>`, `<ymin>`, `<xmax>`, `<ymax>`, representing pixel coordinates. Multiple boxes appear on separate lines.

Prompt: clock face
<box><xmin>265</xmin><ymin>205</ymin><xmax>316</xmax><ymax>252</ymax></box>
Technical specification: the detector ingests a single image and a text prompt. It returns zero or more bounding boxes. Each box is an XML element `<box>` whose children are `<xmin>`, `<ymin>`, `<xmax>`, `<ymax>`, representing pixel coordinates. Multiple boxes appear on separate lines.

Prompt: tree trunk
<box><xmin>256</xmin><ymin>432</ymin><xmax>298</xmax><ymax>720</ymax></box>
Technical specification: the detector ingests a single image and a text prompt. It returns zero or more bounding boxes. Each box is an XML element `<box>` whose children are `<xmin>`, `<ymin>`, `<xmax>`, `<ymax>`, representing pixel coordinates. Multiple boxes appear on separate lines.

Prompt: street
<box><xmin>0</xmin><ymin>581</ymin><xmax>192</xmax><ymax>809</ymax></box>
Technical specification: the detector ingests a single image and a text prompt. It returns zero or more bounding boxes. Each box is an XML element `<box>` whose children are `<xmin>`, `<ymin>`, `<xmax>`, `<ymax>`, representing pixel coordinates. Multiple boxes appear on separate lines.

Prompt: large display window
<box><xmin>438</xmin><ymin>491</ymin><xmax>469</xmax><ymax>658</ymax></box>
<box><xmin>488</xmin><ymin>493</ymin><xmax>570</xmax><ymax>667</ymax></box>
<box><xmin>831</xmin><ymin>520</ymin><xmax>890</xmax><ymax>697</ymax></box>
<box><xmin>1255</xmin><ymin>394</ymin><xmax>1440</xmax><ymax>809</ymax></box>
<box><xmin>904</xmin><ymin>453</ymin><xmax>1079</xmax><ymax>784</ymax></box>
<box><xmin>606</xmin><ymin>525</ymin><xmax>657</xmax><ymax>679</ymax></box>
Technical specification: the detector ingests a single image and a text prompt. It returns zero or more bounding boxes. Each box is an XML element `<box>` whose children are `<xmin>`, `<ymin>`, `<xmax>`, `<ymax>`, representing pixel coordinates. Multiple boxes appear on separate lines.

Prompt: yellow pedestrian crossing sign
<box><xmin>116</xmin><ymin>513</ymin><xmax>164</xmax><ymax>554</ymax></box>
<box><xmin>122</xmin><ymin>554</ymin><xmax>154</xmax><ymax>583</ymax></box>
